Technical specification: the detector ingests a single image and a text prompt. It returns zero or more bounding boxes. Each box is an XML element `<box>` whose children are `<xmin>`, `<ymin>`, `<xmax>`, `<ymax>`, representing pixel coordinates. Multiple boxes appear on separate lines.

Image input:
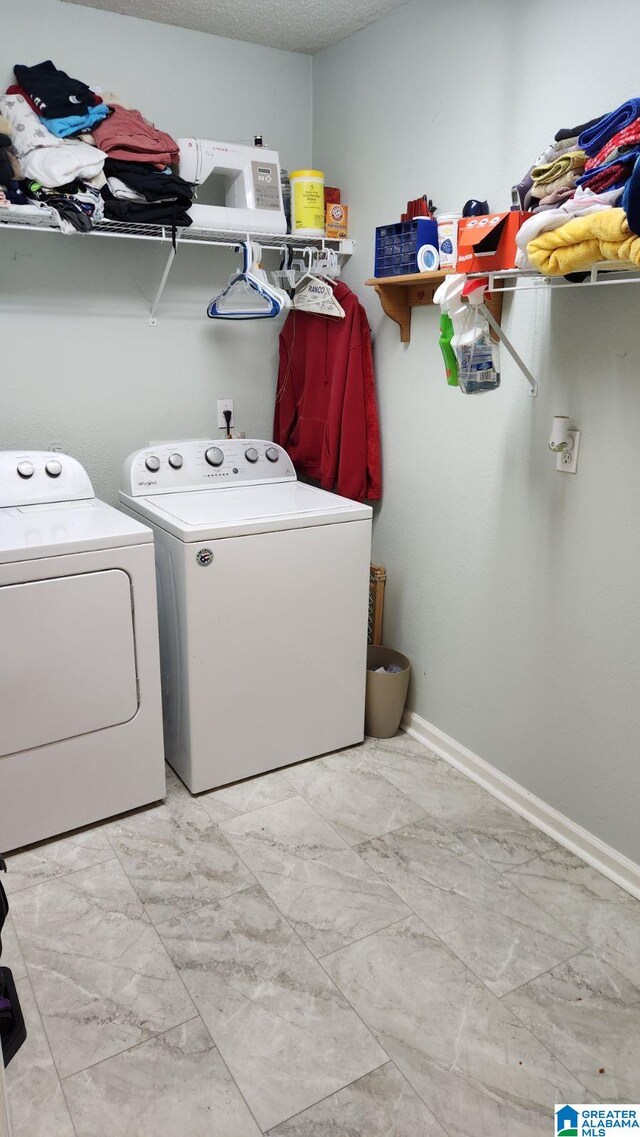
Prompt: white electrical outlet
<box><xmin>557</xmin><ymin>429</ymin><xmax>581</xmax><ymax>474</ymax></box>
<box><xmin>217</xmin><ymin>399</ymin><xmax>234</xmax><ymax>429</ymax></box>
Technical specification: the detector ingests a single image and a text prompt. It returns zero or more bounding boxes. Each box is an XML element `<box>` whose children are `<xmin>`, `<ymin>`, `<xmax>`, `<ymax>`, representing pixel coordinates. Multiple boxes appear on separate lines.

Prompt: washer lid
<box><xmin>124</xmin><ymin>481</ymin><xmax>372</xmax><ymax>539</ymax></box>
<box><xmin>0</xmin><ymin>499</ymin><xmax>152</xmax><ymax>564</ymax></box>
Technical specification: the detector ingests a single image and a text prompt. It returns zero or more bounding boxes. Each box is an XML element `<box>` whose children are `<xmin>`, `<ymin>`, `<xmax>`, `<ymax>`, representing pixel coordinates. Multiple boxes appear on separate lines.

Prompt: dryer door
<box><xmin>0</xmin><ymin>569</ymin><xmax>138</xmax><ymax>757</ymax></box>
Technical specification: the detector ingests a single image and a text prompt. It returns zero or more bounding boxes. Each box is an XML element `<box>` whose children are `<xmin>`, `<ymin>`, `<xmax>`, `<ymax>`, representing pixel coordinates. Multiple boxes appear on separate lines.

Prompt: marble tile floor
<box><xmin>3</xmin><ymin>733</ymin><xmax>640</xmax><ymax>1137</ymax></box>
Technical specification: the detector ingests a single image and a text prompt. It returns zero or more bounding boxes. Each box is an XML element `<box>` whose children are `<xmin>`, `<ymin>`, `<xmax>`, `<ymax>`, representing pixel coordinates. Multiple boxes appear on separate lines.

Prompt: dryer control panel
<box><xmin>121</xmin><ymin>440</ymin><xmax>297</xmax><ymax>497</ymax></box>
<box><xmin>0</xmin><ymin>451</ymin><xmax>94</xmax><ymax>508</ymax></box>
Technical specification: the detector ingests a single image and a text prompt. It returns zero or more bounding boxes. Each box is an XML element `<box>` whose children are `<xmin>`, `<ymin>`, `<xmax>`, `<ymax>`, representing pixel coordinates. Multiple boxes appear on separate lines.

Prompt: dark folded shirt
<box><xmin>104</xmin><ymin>158</ymin><xmax>193</xmax><ymax>203</ymax></box>
<box><xmin>14</xmin><ymin>60</ymin><xmax>96</xmax><ymax>119</ymax></box>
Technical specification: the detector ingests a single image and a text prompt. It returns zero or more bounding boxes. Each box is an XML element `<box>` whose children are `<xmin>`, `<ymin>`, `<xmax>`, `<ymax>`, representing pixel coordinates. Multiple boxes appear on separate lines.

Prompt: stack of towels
<box><xmin>529</xmin><ymin>140</ymin><xmax>587</xmax><ymax>207</ymax></box>
<box><xmin>513</xmin><ymin>97</ymin><xmax>640</xmax><ymax>274</ymax></box>
<box><xmin>0</xmin><ymin>59</ymin><xmax>193</xmax><ymax>234</ymax></box>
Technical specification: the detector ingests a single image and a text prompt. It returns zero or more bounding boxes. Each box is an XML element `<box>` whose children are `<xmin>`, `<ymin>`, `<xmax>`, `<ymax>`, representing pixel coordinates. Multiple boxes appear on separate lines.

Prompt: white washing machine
<box><xmin>0</xmin><ymin>451</ymin><xmax>165</xmax><ymax>852</ymax></box>
<box><xmin>120</xmin><ymin>439</ymin><xmax>372</xmax><ymax>793</ymax></box>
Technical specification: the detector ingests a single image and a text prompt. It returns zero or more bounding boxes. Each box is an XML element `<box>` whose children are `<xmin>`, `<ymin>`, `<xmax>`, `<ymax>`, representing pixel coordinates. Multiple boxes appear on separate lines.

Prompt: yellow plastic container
<box><xmin>290</xmin><ymin>169</ymin><xmax>325</xmax><ymax>237</ymax></box>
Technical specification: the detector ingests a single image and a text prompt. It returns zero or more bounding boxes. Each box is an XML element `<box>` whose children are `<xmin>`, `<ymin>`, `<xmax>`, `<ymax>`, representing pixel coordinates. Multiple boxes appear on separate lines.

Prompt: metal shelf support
<box><xmin>482</xmin><ymin>301</ymin><xmax>539</xmax><ymax>397</ymax></box>
<box><xmin>149</xmin><ymin>245</ymin><xmax>178</xmax><ymax>327</ymax></box>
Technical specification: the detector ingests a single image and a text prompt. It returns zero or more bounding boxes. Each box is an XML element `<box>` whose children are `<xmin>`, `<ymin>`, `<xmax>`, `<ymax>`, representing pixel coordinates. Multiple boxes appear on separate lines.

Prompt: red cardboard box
<box><xmin>456</xmin><ymin>210</ymin><xmax>532</xmax><ymax>273</ymax></box>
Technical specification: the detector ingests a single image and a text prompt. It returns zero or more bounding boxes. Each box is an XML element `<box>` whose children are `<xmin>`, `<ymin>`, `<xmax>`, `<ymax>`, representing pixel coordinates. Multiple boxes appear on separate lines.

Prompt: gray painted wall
<box><xmin>313</xmin><ymin>0</ymin><xmax>640</xmax><ymax>862</ymax></box>
<box><xmin>0</xmin><ymin>0</ymin><xmax>312</xmax><ymax>502</ymax></box>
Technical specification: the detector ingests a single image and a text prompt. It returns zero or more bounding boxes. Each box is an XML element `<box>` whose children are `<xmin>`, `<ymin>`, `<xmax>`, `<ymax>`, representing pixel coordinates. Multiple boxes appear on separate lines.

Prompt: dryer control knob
<box><xmin>245</xmin><ymin>447</ymin><xmax>259</xmax><ymax>463</ymax></box>
<box><xmin>265</xmin><ymin>447</ymin><xmax>279</xmax><ymax>463</ymax></box>
<box><xmin>145</xmin><ymin>455</ymin><xmax>161</xmax><ymax>472</ymax></box>
<box><xmin>168</xmin><ymin>453</ymin><xmax>183</xmax><ymax>469</ymax></box>
<box><xmin>205</xmin><ymin>447</ymin><xmax>224</xmax><ymax>467</ymax></box>
<box><xmin>17</xmin><ymin>461</ymin><xmax>34</xmax><ymax>479</ymax></box>
<box><xmin>45</xmin><ymin>460</ymin><xmax>62</xmax><ymax>478</ymax></box>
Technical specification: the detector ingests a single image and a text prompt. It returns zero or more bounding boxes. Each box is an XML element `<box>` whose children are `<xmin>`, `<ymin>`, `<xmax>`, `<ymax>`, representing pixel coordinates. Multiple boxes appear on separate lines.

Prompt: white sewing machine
<box><xmin>178</xmin><ymin>138</ymin><xmax>287</xmax><ymax>234</ymax></box>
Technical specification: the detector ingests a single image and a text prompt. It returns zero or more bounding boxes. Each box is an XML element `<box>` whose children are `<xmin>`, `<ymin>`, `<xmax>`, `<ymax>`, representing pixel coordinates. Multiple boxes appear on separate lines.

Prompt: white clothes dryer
<box><xmin>0</xmin><ymin>452</ymin><xmax>165</xmax><ymax>851</ymax></box>
<box><xmin>120</xmin><ymin>439</ymin><xmax>372</xmax><ymax>793</ymax></box>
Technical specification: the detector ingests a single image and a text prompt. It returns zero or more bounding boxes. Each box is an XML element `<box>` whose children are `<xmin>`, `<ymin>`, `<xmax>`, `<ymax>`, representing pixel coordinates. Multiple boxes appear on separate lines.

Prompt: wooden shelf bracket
<box><xmin>370</xmin><ymin>281</ymin><xmax>410</xmax><ymax>343</ymax></box>
<box><xmin>368</xmin><ymin>271</ymin><xmax>448</xmax><ymax>344</ymax></box>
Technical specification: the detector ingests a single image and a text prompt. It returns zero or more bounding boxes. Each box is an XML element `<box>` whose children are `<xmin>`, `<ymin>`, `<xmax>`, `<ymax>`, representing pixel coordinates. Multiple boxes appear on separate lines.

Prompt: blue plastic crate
<box><xmin>374</xmin><ymin>217</ymin><xmax>439</xmax><ymax>277</ymax></box>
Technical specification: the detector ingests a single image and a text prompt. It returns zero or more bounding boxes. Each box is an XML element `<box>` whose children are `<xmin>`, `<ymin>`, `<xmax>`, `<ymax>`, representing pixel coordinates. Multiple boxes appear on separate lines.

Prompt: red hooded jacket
<box><xmin>274</xmin><ymin>282</ymin><xmax>382</xmax><ymax>501</ymax></box>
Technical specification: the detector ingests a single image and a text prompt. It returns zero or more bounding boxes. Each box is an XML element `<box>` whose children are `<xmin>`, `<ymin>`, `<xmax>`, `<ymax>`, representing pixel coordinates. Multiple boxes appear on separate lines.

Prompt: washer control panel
<box><xmin>0</xmin><ymin>451</ymin><xmax>94</xmax><ymax>508</ymax></box>
<box><xmin>122</xmin><ymin>440</ymin><xmax>296</xmax><ymax>497</ymax></box>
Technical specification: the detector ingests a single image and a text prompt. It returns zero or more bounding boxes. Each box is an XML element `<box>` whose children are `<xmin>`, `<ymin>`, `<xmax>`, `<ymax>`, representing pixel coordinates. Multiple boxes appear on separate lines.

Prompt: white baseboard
<box><xmin>401</xmin><ymin>710</ymin><xmax>640</xmax><ymax>901</ymax></box>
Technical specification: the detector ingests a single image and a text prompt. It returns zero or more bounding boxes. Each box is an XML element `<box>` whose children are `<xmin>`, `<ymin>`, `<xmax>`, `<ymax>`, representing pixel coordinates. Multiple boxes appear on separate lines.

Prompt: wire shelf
<box><xmin>0</xmin><ymin>215</ymin><xmax>354</xmax><ymax>254</ymax></box>
<box><xmin>469</xmin><ymin>262</ymin><xmax>640</xmax><ymax>293</ymax></box>
<box><xmin>0</xmin><ymin>214</ymin><xmax>354</xmax><ymax>322</ymax></box>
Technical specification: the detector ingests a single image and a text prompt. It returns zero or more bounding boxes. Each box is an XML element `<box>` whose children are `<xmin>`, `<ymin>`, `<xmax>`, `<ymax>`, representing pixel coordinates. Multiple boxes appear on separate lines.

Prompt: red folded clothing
<box><xmin>92</xmin><ymin>104</ymin><xmax>178</xmax><ymax>168</ymax></box>
<box><xmin>585</xmin><ymin>118</ymin><xmax>640</xmax><ymax>171</ymax></box>
<box><xmin>6</xmin><ymin>83</ymin><xmax>40</xmax><ymax>117</ymax></box>
<box><xmin>582</xmin><ymin>159</ymin><xmax>630</xmax><ymax>193</ymax></box>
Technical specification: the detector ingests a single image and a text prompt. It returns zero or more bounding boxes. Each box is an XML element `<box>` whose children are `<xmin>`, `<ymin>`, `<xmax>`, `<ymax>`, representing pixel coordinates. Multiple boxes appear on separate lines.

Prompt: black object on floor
<box><xmin>0</xmin><ymin>966</ymin><xmax>27</xmax><ymax>1068</ymax></box>
<box><xmin>0</xmin><ymin>855</ymin><xmax>7</xmax><ymax>958</ymax></box>
<box><xmin>0</xmin><ymin>854</ymin><xmax>27</xmax><ymax>1067</ymax></box>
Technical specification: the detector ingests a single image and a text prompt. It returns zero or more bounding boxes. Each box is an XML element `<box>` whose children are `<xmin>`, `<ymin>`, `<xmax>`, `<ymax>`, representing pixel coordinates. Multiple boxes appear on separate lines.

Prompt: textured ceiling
<box><xmin>62</xmin><ymin>0</ymin><xmax>410</xmax><ymax>52</ymax></box>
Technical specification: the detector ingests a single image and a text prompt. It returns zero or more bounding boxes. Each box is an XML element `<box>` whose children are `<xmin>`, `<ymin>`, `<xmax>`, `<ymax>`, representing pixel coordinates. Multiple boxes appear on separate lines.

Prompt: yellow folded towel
<box><xmin>527</xmin><ymin>208</ymin><xmax>640</xmax><ymax>275</ymax></box>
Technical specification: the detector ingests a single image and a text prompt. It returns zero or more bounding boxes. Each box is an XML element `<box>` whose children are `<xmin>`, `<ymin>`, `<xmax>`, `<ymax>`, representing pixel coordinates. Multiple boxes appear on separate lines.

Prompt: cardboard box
<box><xmin>326</xmin><ymin>203</ymin><xmax>349</xmax><ymax>239</ymax></box>
<box><xmin>456</xmin><ymin>210</ymin><xmax>532</xmax><ymax>273</ymax></box>
<box><xmin>325</xmin><ymin>186</ymin><xmax>341</xmax><ymax>205</ymax></box>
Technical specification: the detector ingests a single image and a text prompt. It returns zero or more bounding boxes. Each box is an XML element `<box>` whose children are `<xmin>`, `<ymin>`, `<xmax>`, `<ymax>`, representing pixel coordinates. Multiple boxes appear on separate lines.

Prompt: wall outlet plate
<box><xmin>217</xmin><ymin>399</ymin><xmax>234</xmax><ymax>429</ymax></box>
<box><xmin>557</xmin><ymin>429</ymin><xmax>580</xmax><ymax>474</ymax></box>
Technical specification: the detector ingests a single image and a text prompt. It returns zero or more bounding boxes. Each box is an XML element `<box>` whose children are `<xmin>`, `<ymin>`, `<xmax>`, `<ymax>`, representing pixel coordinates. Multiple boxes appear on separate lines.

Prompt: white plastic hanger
<box><xmin>208</xmin><ymin>241</ymin><xmax>291</xmax><ymax>320</ymax></box>
<box><xmin>292</xmin><ymin>248</ymin><xmax>345</xmax><ymax>318</ymax></box>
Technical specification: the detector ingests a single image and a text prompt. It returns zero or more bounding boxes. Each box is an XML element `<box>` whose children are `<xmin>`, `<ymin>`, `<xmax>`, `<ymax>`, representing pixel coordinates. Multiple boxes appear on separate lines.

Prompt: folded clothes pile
<box><xmin>571</xmin><ymin>100</ymin><xmax>640</xmax><ymax>204</ymax></box>
<box><xmin>515</xmin><ymin>187</ymin><xmax>623</xmax><ymax>270</ymax></box>
<box><xmin>93</xmin><ymin>105</ymin><xmax>179</xmax><ymax>168</ymax></box>
<box><xmin>513</xmin><ymin>134</ymin><xmax>589</xmax><ymax>210</ymax></box>
<box><xmin>526</xmin><ymin>208</ymin><xmax>640</xmax><ymax>276</ymax></box>
<box><xmin>0</xmin><ymin>88</ymin><xmax>106</xmax><ymax>229</ymax></box>
<box><xmin>0</xmin><ymin>60</ymin><xmax>190</xmax><ymax>235</ymax></box>
<box><xmin>15</xmin><ymin>59</ymin><xmax>99</xmax><ymax>118</ymax></box>
<box><xmin>102</xmin><ymin>157</ymin><xmax>193</xmax><ymax>227</ymax></box>
<box><xmin>8</xmin><ymin>60</ymin><xmax>109</xmax><ymax>143</ymax></box>
<box><xmin>530</xmin><ymin>146</ymin><xmax>586</xmax><ymax>201</ymax></box>
<box><xmin>27</xmin><ymin>179</ymin><xmax>104</xmax><ymax>233</ymax></box>
<box><xmin>0</xmin><ymin>90</ymin><xmax>106</xmax><ymax>182</ymax></box>
<box><xmin>511</xmin><ymin>95</ymin><xmax>640</xmax><ymax>275</ymax></box>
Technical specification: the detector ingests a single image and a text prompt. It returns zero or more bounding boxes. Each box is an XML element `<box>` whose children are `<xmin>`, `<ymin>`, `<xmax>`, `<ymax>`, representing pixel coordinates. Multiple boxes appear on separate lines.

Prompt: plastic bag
<box><xmin>453</xmin><ymin>301</ymin><xmax>500</xmax><ymax>395</ymax></box>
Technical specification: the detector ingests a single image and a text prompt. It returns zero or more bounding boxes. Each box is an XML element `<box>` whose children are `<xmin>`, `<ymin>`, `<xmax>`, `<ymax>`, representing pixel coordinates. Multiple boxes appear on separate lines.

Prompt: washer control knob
<box><xmin>168</xmin><ymin>453</ymin><xmax>183</xmax><ymax>469</ymax></box>
<box><xmin>265</xmin><ymin>446</ymin><xmax>280</xmax><ymax>463</ymax></box>
<box><xmin>145</xmin><ymin>455</ymin><xmax>161</xmax><ymax>472</ymax></box>
<box><xmin>245</xmin><ymin>447</ymin><xmax>259</xmax><ymax>463</ymax></box>
<box><xmin>45</xmin><ymin>459</ymin><xmax>62</xmax><ymax>478</ymax></box>
<box><xmin>17</xmin><ymin>461</ymin><xmax>34</xmax><ymax>479</ymax></box>
<box><xmin>205</xmin><ymin>447</ymin><xmax>224</xmax><ymax>467</ymax></box>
